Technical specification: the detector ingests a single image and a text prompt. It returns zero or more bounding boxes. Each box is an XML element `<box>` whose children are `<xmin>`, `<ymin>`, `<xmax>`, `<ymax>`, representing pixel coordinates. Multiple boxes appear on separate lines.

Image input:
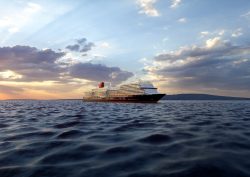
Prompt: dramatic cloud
<box><xmin>69</xmin><ymin>63</ymin><xmax>134</xmax><ymax>84</ymax></box>
<box><xmin>0</xmin><ymin>45</ymin><xmax>65</xmax><ymax>81</ymax></box>
<box><xmin>0</xmin><ymin>45</ymin><xmax>133</xmax><ymax>85</ymax></box>
<box><xmin>137</xmin><ymin>0</ymin><xmax>160</xmax><ymax>17</ymax></box>
<box><xmin>66</xmin><ymin>38</ymin><xmax>95</xmax><ymax>53</ymax></box>
<box><xmin>146</xmin><ymin>37</ymin><xmax>250</xmax><ymax>91</ymax></box>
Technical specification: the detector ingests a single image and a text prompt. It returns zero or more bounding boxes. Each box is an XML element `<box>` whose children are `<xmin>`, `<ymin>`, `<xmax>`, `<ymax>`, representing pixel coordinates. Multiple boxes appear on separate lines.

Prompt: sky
<box><xmin>0</xmin><ymin>0</ymin><xmax>250</xmax><ymax>99</ymax></box>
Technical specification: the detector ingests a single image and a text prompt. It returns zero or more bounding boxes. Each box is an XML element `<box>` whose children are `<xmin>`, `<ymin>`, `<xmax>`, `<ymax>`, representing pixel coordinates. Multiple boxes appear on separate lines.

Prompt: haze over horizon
<box><xmin>0</xmin><ymin>0</ymin><xmax>250</xmax><ymax>99</ymax></box>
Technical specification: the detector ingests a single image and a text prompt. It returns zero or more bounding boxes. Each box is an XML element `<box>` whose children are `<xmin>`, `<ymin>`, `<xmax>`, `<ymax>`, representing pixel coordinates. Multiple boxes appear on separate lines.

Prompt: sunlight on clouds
<box><xmin>0</xmin><ymin>81</ymin><xmax>60</xmax><ymax>88</ymax></box>
<box><xmin>143</xmin><ymin>36</ymin><xmax>250</xmax><ymax>97</ymax></box>
<box><xmin>206</xmin><ymin>37</ymin><xmax>222</xmax><ymax>48</ymax></box>
<box><xmin>0</xmin><ymin>79</ymin><xmax>93</xmax><ymax>100</ymax></box>
<box><xmin>0</xmin><ymin>70</ymin><xmax>23</xmax><ymax>79</ymax></box>
<box><xmin>218</xmin><ymin>30</ymin><xmax>225</xmax><ymax>36</ymax></box>
<box><xmin>137</xmin><ymin>0</ymin><xmax>160</xmax><ymax>17</ymax></box>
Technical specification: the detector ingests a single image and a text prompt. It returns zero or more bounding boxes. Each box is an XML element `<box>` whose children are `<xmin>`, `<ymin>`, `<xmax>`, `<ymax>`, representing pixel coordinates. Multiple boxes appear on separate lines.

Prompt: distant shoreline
<box><xmin>162</xmin><ymin>94</ymin><xmax>250</xmax><ymax>100</ymax></box>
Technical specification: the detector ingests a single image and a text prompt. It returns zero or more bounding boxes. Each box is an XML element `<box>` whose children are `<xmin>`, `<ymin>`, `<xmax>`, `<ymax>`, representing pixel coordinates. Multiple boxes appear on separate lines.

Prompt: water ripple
<box><xmin>0</xmin><ymin>100</ymin><xmax>250</xmax><ymax>177</ymax></box>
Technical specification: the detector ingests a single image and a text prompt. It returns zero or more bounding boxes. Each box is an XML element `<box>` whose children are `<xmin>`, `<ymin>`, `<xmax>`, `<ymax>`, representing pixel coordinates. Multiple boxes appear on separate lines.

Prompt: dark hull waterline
<box><xmin>83</xmin><ymin>94</ymin><xmax>165</xmax><ymax>103</ymax></box>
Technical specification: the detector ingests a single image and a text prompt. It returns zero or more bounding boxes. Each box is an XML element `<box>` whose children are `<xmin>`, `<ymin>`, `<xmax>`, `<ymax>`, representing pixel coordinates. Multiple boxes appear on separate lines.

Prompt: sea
<box><xmin>0</xmin><ymin>100</ymin><xmax>250</xmax><ymax>177</ymax></box>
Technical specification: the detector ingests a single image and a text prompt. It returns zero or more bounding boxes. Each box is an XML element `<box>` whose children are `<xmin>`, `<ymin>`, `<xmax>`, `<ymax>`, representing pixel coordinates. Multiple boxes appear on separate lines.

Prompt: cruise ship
<box><xmin>83</xmin><ymin>81</ymin><xmax>165</xmax><ymax>103</ymax></box>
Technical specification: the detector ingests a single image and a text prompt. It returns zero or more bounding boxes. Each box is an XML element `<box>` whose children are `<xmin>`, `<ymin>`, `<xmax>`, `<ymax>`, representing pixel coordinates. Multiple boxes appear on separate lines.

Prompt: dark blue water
<box><xmin>0</xmin><ymin>100</ymin><xmax>250</xmax><ymax>177</ymax></box>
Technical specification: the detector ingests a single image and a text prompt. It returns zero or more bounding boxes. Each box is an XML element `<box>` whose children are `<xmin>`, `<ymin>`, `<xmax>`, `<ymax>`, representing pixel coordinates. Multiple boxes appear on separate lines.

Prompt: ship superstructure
<box><xmin>83</xmin><ymin>81</ymin><xmax>165</xmax><ymax>103</ymax></box>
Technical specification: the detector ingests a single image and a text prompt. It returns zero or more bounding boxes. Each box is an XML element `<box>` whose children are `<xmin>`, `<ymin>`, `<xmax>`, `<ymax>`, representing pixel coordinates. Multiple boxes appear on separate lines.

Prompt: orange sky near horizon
<box><xmin>1</xmin><ymin>81</ymin><xmax>250</xmax><ymax>100</ymax></box>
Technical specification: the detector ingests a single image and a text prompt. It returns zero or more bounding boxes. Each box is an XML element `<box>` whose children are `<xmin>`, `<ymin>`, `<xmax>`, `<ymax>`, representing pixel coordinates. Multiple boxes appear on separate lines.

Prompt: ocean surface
<box><xmin>0</xmin><ymin>100</ymin><xmax>250</xmax><ymax>177</ymax></box>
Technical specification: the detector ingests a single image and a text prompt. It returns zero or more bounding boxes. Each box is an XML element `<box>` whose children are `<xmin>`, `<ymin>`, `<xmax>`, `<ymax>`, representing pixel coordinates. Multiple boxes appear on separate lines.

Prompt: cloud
<box><xmin>136</xmin><ymin>0</ymin><xmax>182</xmax><ymax>16</ymax></box>
<box><xmin>0</xmin><ymin>70</ymin><xmax>22</xmax><ymax>80</ymax></box>
<box><xmin>80</xmin><ymin>42</ymin><xmax>95</xmax><ymax>52</ymax></box>
<box><xmin>0</xmin><ymin>44</ymin><xmax>134</xmax><ymax>98</ymax></box>
<box><xmin>0</xmin><ymin>45</ymin><xmax>133</xmax><ymax>86</ymax></box>
<box><xmin>69</xmin><ymin>63</ymin><xmax>134</xmax><ymax>84</ymax></box>
<box><xmin>200</xmin><ymin>31</ymin><xmax>210</xmax><ymax>37</ymax></box>
<box><xmin>77</xmin><ymin>38</ymin><xmax>87</xmax><ymax>44</ymax></box>
<box><xmin>178</xmin><ymin>17</ymin><xmax>187</xmax><ymax>23</ymax></box>
<box><xmin>146</xmin><ymin>37</ymin><xmax>250</xmax><ymax>92</ymax></box>
<box><xmin>200</xmin><ymin>30</ymin><xmax>226</xmax><ymax>38</ymax></box>
<box><xmin>66</xmin><ymin>38</ymin><xmax>95</xmax><ymax>53</ymax></box>
<box><xmin>137</xmin><ymin>0</ymin><xmax>160</xmax><ymax>17</ymax></box>
<box><xmin>0</xmin><ymin>45</ymin><xmax>65</xmax><ymax>81</ymax></box>
<box><xmin>66</xmin><ymin>44</ymin><xmax>80</xmax><ymax>51</ymax></box>
<box><xmin>218</xmin><ymin>30</ymin><xmax>225</xmax><ymax>36</ymax></box>
<box><xmin>205</xmin><ymin>37</ymin><xmax>222</xmax><ymax>48</ymax></box>
<box><xmin>171</xmin><ymin>0</ymin><xmax>182</xmax><ymax>8</ymax></box>
<box><xmin>232</xmin><ymin>28</ymin><xmax>243</xmax><ymax>38</ymax></box>
<box><xmin>241</xmin><ymin>11</ymin><xmax>250</xmax><ymax>20</ymax></box>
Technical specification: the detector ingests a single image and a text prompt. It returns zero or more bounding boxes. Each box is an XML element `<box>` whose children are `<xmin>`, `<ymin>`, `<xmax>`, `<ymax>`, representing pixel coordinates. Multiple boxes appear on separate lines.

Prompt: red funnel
<box><xmin>98</xmin><ymin>82</ymin><xmax>104</xmax><ymax>88</ymax></box>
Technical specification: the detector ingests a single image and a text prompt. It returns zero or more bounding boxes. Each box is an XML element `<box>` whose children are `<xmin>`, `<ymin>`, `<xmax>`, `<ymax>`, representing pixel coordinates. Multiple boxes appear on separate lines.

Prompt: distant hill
<box><xmin>162</xmin><ymin>94</ymin><xmax>250</xmax><ymax>100</ymax></box>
